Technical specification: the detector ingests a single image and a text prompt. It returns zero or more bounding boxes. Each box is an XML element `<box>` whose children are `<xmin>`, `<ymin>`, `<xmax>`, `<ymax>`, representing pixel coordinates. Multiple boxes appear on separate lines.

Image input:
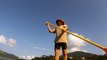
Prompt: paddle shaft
<box><xmin>47</xmin><ymin>22</ymin><xmax>106</xmax><ymax>50</ymax></box>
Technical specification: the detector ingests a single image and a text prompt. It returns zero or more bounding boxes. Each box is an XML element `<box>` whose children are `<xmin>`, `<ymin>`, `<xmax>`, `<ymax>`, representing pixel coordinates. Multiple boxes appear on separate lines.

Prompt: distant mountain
<box><xmin>0</xmin><ymin>50</ymin><xmax>19</xmax><ymax>60</ymax></box>
<box><xmin>67</xmin><ymin>51</ymin><xmax>98</xmax><ymax>58</ymax></box>
<box><xmin>32</xmin><ymin>51</ymin><xmax>107</xmax><ymax>60</ymax></box>
<box><xmin>60</xmin><ymin>51</ymin><xmax>107</xmax><ymax>60</ymax></box>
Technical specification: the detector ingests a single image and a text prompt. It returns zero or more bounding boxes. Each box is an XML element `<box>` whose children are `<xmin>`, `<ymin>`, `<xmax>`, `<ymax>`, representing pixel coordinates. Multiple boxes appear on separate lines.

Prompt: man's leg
<box><xmin>55</xmin><ymin>49</ymin><xmax>60</xmax><ymax>60</ymax></box>
<box><xmin>62</xmin><ymin>49</ymin><xmax>67</xmax><ymax>60</ymax></box>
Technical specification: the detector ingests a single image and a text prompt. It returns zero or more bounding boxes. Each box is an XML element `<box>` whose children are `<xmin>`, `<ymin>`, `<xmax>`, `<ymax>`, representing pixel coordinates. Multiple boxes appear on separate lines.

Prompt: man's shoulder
<box><xmin>63</xmin><ymin>24</ymin><xmax>68</xmax><ymax>28</ymax></box>
<box><xmin>63</xmin><ymin>24</ymin><xmax>67</xmax><ymax>26</ymax></box>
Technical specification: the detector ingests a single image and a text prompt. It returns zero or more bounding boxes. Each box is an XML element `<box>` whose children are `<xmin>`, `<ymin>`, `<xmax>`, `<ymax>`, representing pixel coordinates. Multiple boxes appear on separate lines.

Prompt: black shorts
<box><xmin>55</xmin><ymin>42</ymin><xmax>67</xmax><ymax>50</ymax></box>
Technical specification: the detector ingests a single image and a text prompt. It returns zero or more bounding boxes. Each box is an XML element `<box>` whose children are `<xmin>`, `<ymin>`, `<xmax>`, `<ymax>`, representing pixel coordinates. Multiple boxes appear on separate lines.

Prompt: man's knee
<box><xmin>55</xmin><ymin>53</ymin><xmax>59</xmax><ymax>56</ymax></box>
<box><xmin>62</xmin><ymin>50</ymin><xmax>67</xmax><ymax>56</ymax></box>
<box><xmin>63</xmin><ymin>53</ymin><xmax>67</xmax><ymax>56</ymax></box>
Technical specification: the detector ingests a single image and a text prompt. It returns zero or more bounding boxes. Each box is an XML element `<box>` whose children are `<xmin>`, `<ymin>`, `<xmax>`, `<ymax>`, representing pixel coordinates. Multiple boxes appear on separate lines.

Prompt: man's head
<box><xmin>56</xmin><ymin>19</ymin><xmax>65</xmax><ymax>26</ymax></box>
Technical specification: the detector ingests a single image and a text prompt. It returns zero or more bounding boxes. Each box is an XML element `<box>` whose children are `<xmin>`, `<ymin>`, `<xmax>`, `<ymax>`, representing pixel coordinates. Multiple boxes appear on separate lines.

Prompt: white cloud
<box><xmin>0</xmin><ymin>35</ymin><xmax>7</xmax><ymax>44</ymax></box>
<box><xmin>7</xmin><ymin>38</ymin><xmax>16</xmax><ymax>47</ymax></box>
<box><xmin>20</xmin><ymin>55</ymin><xmax>35</xmax><ymax>60</ymax></box>
<box><xmin>68</xmin><ymin>33</ymin><xmax>87</xmax><ymax>52</ymax></box>
<box><xmin>68</xmin><ymin>47</ymin><xmax>87</xmax><ymax>53</ymax></box>
<box><xmin>21</xmin><ymin>55</ymin><xmax>26</xmax><ymax>58</ymax></box>
<box><xmin>0</xmin><ymin>35</ymin><xmax>16</xmax><ymax>47</ymax></box>
<box><xmin>81</xmin><ymin>49</ymin><xmax>87</xmax><ymax>52</ymax></box>
<box><xmin>68</xmin><ymin>47</ymin><xmax>81</xmax><ymax>52</ymax></box>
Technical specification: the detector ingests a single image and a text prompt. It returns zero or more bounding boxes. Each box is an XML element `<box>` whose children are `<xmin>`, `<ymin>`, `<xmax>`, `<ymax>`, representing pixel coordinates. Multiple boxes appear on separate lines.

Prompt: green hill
<box><xmin>67</xmin><ymin>51</ymin><xmax>98</xmax><ymax>58</ymax></box>
<box><xmin>32</xmin><ymin>51</ymin><xmax>107</xmax><ymax>60</ymax></box>
<box><xmin>60</xmin><ymin>51</ymin><xmax>107</xmax><ymax>60</ymax></box>
<box><xmin>0</xmin><ymin>50</ymin><xmax>19</xmax><ymax>60</ymax></box>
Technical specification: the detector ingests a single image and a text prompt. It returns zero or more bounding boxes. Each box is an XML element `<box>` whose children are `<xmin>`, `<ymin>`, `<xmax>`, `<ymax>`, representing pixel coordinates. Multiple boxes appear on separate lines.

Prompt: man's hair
<box><xmin>56</xmin><ymin>19</ymin><xmax>65</xmax><ymax>25</ymax></box>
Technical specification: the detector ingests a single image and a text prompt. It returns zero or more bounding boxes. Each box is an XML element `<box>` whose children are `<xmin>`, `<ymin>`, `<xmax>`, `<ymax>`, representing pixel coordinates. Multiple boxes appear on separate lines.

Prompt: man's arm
<box><xmin>46</xmin><ymin>22</ymin><xmax>55</xmax><ymax>33</ymax></box>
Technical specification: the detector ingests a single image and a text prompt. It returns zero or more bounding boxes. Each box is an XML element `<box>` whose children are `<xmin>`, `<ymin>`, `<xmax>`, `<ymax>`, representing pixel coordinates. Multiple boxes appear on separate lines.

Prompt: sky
<box><xmin>0</xmin><ymin>0</ymin><xmax>107</xmax><ymax>59</ymax></box>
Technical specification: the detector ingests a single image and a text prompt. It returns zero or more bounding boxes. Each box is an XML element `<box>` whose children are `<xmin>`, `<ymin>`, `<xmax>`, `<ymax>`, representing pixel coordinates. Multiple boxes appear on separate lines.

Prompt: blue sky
<box><xmin>0</xmin><ymin>0</ymin><xmax>107</xmax><ymax>57</ymax></box>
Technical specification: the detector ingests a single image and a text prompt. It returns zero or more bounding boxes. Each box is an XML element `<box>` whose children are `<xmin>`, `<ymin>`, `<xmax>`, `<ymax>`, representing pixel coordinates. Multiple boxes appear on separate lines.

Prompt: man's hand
<box><xmin>46</xmin><ymin>22</ymin><xmax>50</xmax><ymax>28</ymax></box>
<box><xmin>46</xmin><ymin>22</ymin><xmax>49</xmax><ymax>26</ymax></box>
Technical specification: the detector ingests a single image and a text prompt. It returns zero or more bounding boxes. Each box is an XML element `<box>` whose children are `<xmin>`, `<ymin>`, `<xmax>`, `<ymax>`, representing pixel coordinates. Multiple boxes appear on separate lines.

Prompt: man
<box><xmin>46</xmin><ymin>19</ymin><xmax>68</xmax><ymax>60</ymax></box>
